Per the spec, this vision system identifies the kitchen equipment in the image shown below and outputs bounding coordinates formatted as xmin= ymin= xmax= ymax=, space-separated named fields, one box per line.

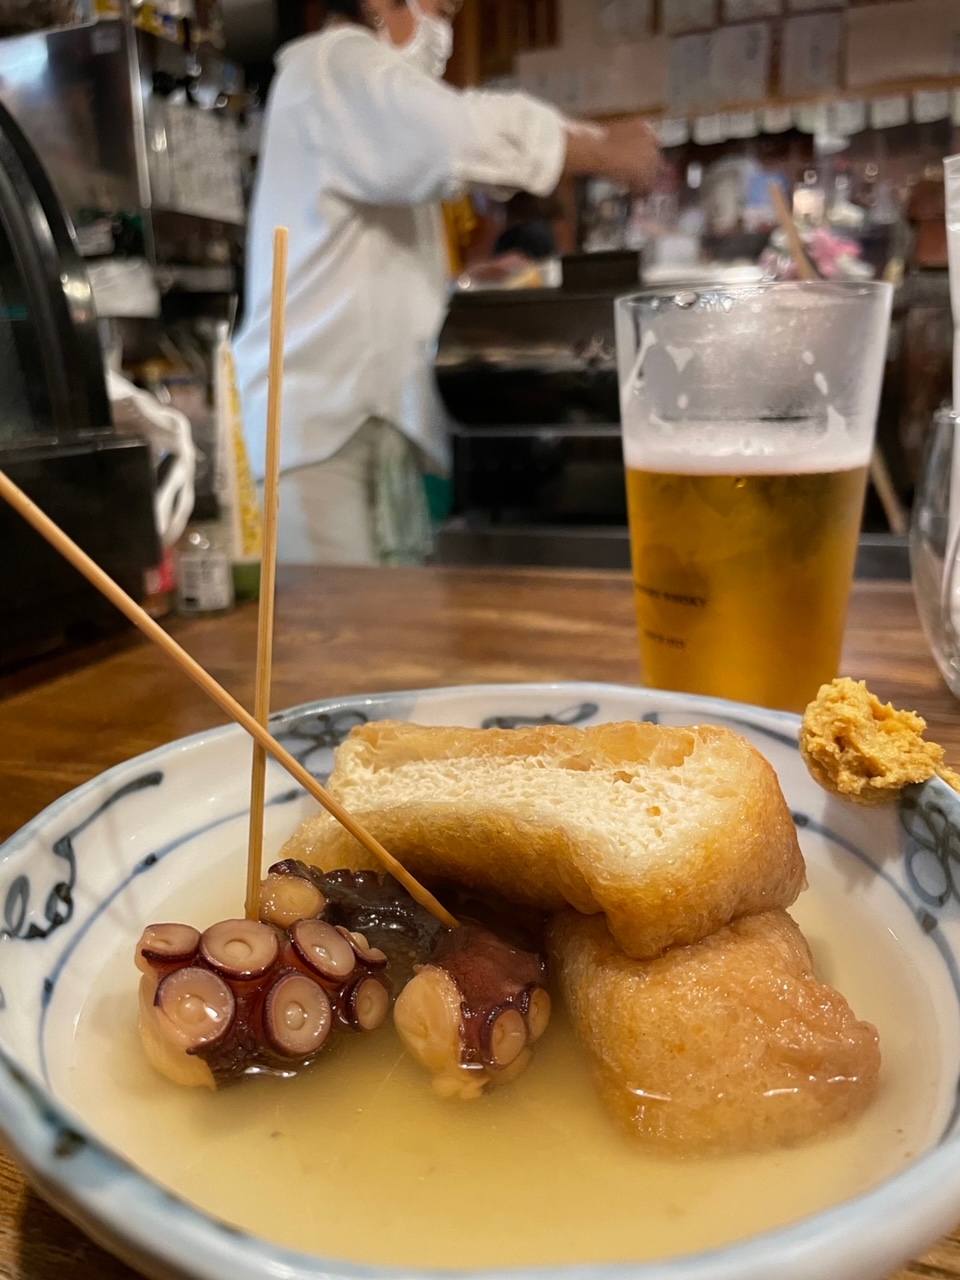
xmin=0 ymin=97 xmax=158 ymax=667
xmin=434 ymin=258 xmax=638 ymax=568
xmin=0 ymin=18 xmax=245 ymax=288
xmin=0 ymin=15 xmax=245 ymax=476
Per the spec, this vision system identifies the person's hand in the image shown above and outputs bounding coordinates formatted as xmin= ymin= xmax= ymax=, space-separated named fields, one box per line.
xmin=597 ymin=118 xmax=661 ymax=194
xmin=563 ymin=117 xmax=661 ymax=196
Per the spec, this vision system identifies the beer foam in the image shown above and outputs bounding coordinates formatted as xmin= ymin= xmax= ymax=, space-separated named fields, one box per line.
xmin=621 ymin=417 xmax=873 ymax=476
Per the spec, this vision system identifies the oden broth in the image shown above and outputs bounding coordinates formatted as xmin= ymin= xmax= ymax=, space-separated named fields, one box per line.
xmin=67 ymin=859 xmax=941 ymax=1270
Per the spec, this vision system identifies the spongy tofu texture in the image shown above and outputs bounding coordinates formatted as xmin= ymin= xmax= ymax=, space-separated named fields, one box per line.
xmin=548 ymin=908 xmax=881 ymax=1154
xmin=280 ymin=720 xmax=806 ymax=959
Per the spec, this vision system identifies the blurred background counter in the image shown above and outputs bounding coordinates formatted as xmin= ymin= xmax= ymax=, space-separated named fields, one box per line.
xmin=0 ymin=0 xmax=958 ymax=666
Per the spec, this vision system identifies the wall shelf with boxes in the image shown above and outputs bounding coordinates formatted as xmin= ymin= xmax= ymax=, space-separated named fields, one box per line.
xmin=453 ymin=0 xmax=960 ymax=129
xmin=650 ymin=89 xmax=960 ymax=150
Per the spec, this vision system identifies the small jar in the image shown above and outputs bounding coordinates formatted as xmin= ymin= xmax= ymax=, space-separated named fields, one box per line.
xmin=175 ymin=520 xmax=235 ymax=616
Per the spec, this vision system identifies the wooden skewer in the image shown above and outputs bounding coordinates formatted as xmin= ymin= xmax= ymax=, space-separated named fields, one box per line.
xmin=245 ymin=227 xmax=288 ymax=921
xmin=769 ymin=181 xmax=817 ymax=283
xmin=867 ymin=443 xmax=909 ymax=537
xmin=0 ymin=468 xmax=459 ymax=932
xmin=768 ymin=181 xmax=909 ymax=538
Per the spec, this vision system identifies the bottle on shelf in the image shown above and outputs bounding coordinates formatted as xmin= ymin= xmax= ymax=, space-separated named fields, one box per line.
xmin=143 ymin=549 xmax=178 ymax=619
xmin=174 ymin=494 xmax=235 ymax=616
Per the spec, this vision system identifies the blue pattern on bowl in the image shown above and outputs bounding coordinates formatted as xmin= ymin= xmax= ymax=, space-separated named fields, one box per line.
xmin=1 ymin=681 xmax=959 ymax=1280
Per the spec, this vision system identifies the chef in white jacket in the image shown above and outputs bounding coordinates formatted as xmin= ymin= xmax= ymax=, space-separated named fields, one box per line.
xmin=236 ymin=0 xmax=659 ymax=566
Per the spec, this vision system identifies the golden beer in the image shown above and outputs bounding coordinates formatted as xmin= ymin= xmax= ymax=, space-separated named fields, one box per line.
xmin=625 ymin=464 xmax=869 ymax=711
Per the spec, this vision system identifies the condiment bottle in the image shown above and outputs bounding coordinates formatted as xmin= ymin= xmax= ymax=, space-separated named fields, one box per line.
xmin=174 ymin=497 xmax=235 ymax=616
xmin=143 ymin=548 xmax=177 ymax=620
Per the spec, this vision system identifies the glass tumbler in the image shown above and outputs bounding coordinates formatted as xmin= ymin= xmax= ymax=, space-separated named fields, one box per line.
xmin=615 ymin=281 xmax=894 ymax=712
xmin=911 ymin=407 xmax=960 ymax=698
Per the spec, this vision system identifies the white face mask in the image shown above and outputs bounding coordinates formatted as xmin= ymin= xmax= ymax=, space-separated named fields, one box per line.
xmin=397 ymin=0 xmax=453 ymax=78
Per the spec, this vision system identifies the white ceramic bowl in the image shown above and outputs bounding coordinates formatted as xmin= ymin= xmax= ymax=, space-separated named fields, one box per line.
xmin=1 ymin=682 xmax=960 ymax=1280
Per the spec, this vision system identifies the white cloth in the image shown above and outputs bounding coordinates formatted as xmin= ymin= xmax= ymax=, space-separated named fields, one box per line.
xmin=272 ymin=418 xmax=433 ymax=566
xmin=235 ymin=25 xmax=567 ymax=481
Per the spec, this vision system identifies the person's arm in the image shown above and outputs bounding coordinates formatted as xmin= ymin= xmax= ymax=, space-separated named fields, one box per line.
xmin=314 ymin=31 xmax=659 ymax=205
xmin=562 ymin=118 xmax=661 ymax=193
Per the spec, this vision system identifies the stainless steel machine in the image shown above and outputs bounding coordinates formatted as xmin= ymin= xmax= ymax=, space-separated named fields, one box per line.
xmin=0 ymin=96 xmax=158 ymax=667
xmin=0 ymin=18 xmax=244 ymax=291
xmin=433 ymin=257 xmax=637 ymax=570
xmin=0 ymin=16 xmax=245 ymax=519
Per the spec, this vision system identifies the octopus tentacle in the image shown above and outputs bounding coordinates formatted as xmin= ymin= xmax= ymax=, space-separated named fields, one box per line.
xmin=262 ymin=971 xmax=334 ymax=1058
xmin=343 ymin=975 xmax=392 ymax=1032
xmin=135 ymin=923 xmax=201 ymax=974
xmin=393 ymin=921 xmax=551 ymax=1100
xmin=288 ymin=919 xmax=357 ymax=982
xmin=265 ymin=862 xmax=445 ymax=992
xmin=154 ymin=966 xmax=235 ymax=1052
xmin=135 ymin=862 xmax=552 ymax=1095
xmin=200 ymin=919 xmax=279 ymax=980
xmin=135 ymin=907 xmax=391 ymax=1088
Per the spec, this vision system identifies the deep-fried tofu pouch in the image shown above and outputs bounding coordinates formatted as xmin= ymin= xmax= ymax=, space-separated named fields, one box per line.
xmin=281 ymin=720 xmax=805 ymax=960
xmin=548 ymin=909 xmax=880 ymax=1155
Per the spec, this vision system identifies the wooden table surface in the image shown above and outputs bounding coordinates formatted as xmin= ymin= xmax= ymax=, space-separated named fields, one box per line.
xmin=0 ymin=565 xmax=958 ymax=1280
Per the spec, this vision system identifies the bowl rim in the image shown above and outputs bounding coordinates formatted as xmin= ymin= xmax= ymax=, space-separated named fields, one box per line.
xmin=1 ymin=679 xmax=958 ymax=1280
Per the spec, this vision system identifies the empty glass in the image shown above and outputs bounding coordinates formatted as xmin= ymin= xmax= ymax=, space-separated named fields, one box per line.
xmin=911 ymin=407 xmax=960 ymax=698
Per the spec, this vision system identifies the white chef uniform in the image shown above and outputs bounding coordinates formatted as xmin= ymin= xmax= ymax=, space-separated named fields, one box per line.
xmin=234 ymin=24 xmax=567 ymax=564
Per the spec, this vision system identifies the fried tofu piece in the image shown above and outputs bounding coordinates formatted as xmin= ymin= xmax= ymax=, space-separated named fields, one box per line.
xmin=281 ymin=720 xmax=805 ymax=960
xmin=800 ymin=677 xmax=960 ymax=805
xmin=549 ymin=908 xmax=881 ymax=1155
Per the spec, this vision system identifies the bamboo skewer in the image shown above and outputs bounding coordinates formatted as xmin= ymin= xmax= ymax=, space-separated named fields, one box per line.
xmin=244 ymin=227 xmax=288 ymax=921
xmin=769 ymin=182 xmax=816 ymax=283
xmin=867 ymin=438 xmax=909 ymax=538
xmin=0 ymin=468 xmax=459 ymax=932
xmin=768 ymin=182 xmax=909 ymax=538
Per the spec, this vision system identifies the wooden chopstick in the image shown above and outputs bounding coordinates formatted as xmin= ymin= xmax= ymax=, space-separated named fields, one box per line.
xmin=244 ymin=227 xmax=288 ymax=921
xmin=768 ymin=181 xmax=816 ymax=282
xmin=0 ymin=468 xmax=459 ymax=932
xmin=767 ymin=182 xmax=909 ymax=537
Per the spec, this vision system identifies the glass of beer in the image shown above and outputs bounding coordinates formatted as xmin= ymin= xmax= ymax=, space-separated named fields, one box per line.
xmin=614 ymin=281 xmax=893 ymax=712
